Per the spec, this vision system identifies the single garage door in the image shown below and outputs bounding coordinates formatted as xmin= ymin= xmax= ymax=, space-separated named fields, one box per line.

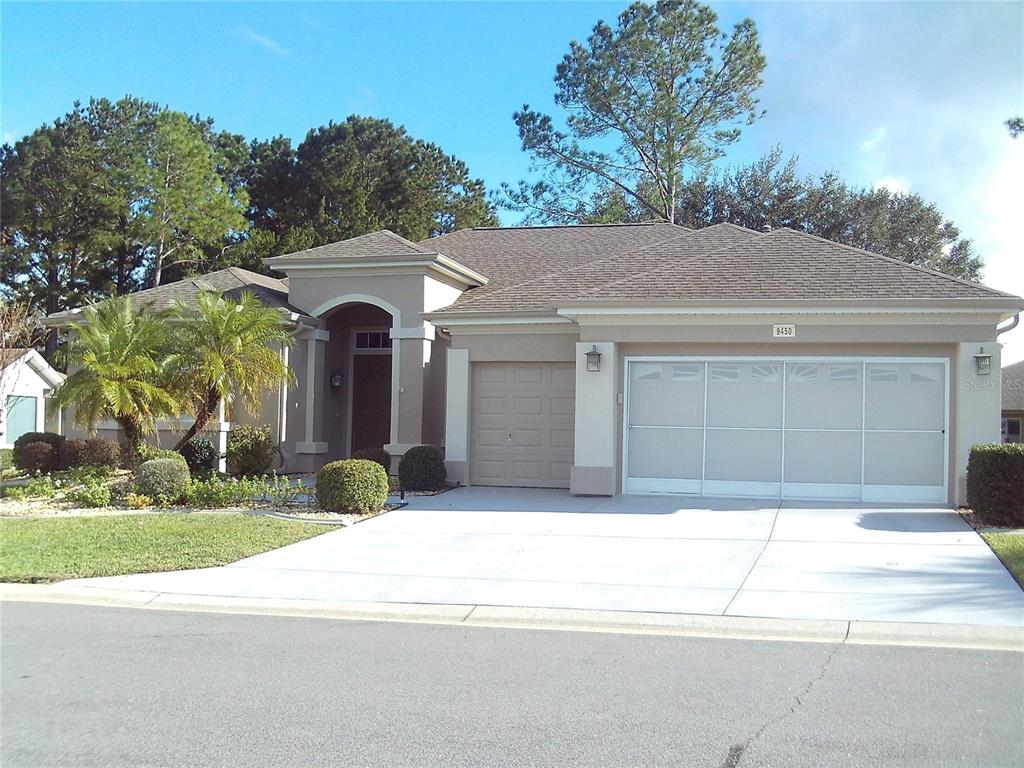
xmin=471 ymin=362 xmax=575 ymax=488
xmin=624 ymin=357 xmax=948 ymax=503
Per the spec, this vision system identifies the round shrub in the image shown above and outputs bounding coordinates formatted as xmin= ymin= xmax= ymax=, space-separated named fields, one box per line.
xmin=397 ymin=444 xmax=447 ymax=491
xmin=138 ymin=444 xmax=184 ymax=464
xmin=18 ymin=441 xmax=56 ymax=474
xmin=135 ymin=458 xmax=191 ymax=504
xmin=351 ymin=447 xmax=392 ymax=475
xmin=967 ymin=443 xmax=1024 ymax=527
xmin=316 ymin=459 xmax=388 ymax=514
xmin=226 ymin=425 xmax=276 ymax=476
xmin=181 ymin=437 xmax=218 ymax=474
xmin=59 ymin=438 xmax=89 ymax=469
xmin=82 ymin=438 xmax=122 ymax=469
xmin=12 ymin=432 xmax=64 ymax=471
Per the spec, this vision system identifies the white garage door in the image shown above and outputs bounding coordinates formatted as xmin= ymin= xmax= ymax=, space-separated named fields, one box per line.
xmin=624 ymin=357 xmax=948 ymax=503
xmin=471 ymin=362 xmax=575 ymax=488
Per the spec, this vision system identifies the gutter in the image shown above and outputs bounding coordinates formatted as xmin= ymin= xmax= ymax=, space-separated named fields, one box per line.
xmin=997 ymin=314 xmax=1020 ymax=337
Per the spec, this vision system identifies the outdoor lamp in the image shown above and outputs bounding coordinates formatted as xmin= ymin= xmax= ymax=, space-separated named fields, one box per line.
xmin=585 ymin=345 xmax=602 ymax=372
xmin=974 ymin=347 xmax=992 ymax=376
xmin=329 ymin=371 xmax=344 ymax=390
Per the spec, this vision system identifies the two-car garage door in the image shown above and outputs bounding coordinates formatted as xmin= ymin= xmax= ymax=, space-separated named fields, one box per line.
xmin=624 ymin=357 xmax=948 ymax=503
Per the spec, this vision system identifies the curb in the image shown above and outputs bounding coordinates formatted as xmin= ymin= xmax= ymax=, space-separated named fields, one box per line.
xmin=1 ymin=583 xmax=1021 ymax=652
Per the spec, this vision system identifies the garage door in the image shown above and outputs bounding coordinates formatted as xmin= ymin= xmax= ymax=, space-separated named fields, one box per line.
xmin=471 ymin=362 xmax=575 ymax=488
xmin=623 ymin=357 xmax=948 ymax=503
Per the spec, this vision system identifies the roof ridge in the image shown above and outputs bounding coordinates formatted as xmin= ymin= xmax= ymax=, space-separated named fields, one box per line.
xmin=465 ymin=221 xmax=685 ymax=232
xmin=379 ymin=229 xmax=434 ymax=253
xmin=769 ymin=227 xmax=1015 ymax=299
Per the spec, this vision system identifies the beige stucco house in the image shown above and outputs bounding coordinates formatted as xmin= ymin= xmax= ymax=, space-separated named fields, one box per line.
xmin=49 ymin=222 xmax=1022 ymax=505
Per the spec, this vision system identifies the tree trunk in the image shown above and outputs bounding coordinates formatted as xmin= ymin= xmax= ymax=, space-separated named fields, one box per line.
xmin=119 ymin=418 xmax=145 ymax=467
xmin=173 ymin=387 xmax=221 ymax=451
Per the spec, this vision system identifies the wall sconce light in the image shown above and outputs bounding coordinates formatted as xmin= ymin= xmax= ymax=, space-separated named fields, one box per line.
xmin=329 ymin=372 xmax=344 ymax=391
xmin=974 ymin=347 xmax=992 ymax=376
xmin=585 ymin=345 xmax=602 ymax=373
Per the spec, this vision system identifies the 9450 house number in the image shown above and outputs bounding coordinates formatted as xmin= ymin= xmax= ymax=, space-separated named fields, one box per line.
xmin=772 ymin=324 xmax=796 ymax=338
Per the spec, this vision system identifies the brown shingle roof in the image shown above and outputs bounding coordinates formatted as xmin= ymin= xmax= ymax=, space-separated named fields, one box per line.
xmin=0 ymin=348 xmax=31 ymax=366
xmin=270 ymin=229 xmax=432 ymax=261
xmin=1002 ymin=360 xmax=1024 ymax=412
xmin=46 ymin=267 xmax=302 ymax=324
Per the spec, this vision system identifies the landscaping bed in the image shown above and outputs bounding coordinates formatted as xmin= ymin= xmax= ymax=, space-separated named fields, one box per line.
xmin=0 ymin=513 xmax=330 ymax=583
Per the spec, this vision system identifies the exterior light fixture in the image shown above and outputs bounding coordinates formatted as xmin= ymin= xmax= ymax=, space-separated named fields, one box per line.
xmin=585 ymin=345 xmax=602 ymax=373
xmin=329 ymin=372 xmax=344 ymax=390
xmin=974 ymin=347 xmax=992 ymax=376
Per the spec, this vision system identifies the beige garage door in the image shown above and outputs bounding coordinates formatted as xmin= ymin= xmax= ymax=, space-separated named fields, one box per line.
xmin=470 ymin=362 xmax=575 ymax=488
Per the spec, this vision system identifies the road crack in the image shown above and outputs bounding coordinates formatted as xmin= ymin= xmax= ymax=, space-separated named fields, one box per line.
xmin=720 ymin=625 xmax=850 ymax=768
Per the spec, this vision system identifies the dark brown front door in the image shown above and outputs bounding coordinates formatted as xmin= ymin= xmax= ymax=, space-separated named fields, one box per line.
xmin=350 ymin=354 xmax=391 ymax=453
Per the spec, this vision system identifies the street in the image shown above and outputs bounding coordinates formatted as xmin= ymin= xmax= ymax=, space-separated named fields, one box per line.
xmin=2 ymin=602 xmax=1022 ymax=768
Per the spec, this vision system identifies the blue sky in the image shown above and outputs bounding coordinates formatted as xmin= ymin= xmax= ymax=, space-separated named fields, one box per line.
xmin=3 ymin=1 xmax=1023 ymax=359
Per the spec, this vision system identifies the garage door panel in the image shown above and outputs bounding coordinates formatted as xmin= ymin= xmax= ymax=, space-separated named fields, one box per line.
xmin=707 ymin=363 xmax=783 ymax=429
xmin=785 ymin=363 xmax=862 ymax=430
xmin=863 ymin=431 xmax=945 ymax=486
xmin=705 ymin=429 xmax=782 ymax=483
xmin=471 ymin=362 xmax=575 ymax=489
xmin=627 ymin=428 xmax=702 ymax=479
xmin=628 ymin=363 xmax=704 ymax=427
xmin=865 ymin=363 xmax=945 ymax=431
xmin=784 ymin=431 xmax=862 ymax=484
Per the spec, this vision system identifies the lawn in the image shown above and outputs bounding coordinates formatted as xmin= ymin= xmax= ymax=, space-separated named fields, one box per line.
xmin=982 ymin=533 xmax=1024 ymax=589
xmin=0 ymin=513 xmax=330 ymax=583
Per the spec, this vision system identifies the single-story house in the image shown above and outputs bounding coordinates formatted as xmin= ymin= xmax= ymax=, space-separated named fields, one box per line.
xmin=48 ymin=222 xmax=1023 ymax=505
xmin=0 ymin=348 xmax=65 ymax=448
xmin=1001 ymin=359 xmax=1024 ymax=443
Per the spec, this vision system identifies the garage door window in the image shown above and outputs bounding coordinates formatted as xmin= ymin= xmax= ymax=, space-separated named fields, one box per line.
xmin=624 ymin=357 xmax=947 ymax=503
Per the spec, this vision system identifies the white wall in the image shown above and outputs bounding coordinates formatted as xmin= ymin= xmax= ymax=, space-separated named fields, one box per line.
xmin=0 ymin=357 xmax=53 ymax=448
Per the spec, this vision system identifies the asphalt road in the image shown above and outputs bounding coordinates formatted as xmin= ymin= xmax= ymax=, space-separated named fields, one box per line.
xmin=2 ymin=603 xmax=1022 ymax=768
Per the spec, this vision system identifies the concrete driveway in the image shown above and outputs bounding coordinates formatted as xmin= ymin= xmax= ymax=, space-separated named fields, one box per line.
xmin=70 ymin=488 xmax=1024 ymax=627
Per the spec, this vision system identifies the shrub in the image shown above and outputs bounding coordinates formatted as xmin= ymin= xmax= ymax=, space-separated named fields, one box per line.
xmin=265 ymin=472 xmax=303 ymax=506
xmin=81 ymin=438 xmax=122 ymax=469
xmin=0 ymin=448 xmax=13 ymax=470
xmin=316 ymin=459 xmax=388 ymax=514
xmin=123 ymin=493 xmax=152 ymax=509
xmin=59 ymin=439 xmax=89 ymax=469
xmin=135 ymin=458 xmax=191 ymax=505
xmin=18 ymin=442 xmax=57 ymax=475
xmin=352 ymin=448 xmax=392 ymax=475
xmin=967 ymin=443 xmax=1024 ymax=527
xmin=68 ymin=479 xmax=112 ymax=508
xmin=397 ymin=444 xmax=447 ymax=491
xmin=226 ymin=425 xmax=276 ymax=476
xmin=9 ymin=474 xmax=57 ymax=499
xmin=181 ymin=437 xmax=218 ymax=474
xmin=138 ymin=444 xmax=186 ymax=464
xmin=184 ymin=476 xmax=240 ymax=508
xmin=12 ymin=432 xmax=64 ymax=470
xmin=65 ymin=465 xmax=113 ymax=483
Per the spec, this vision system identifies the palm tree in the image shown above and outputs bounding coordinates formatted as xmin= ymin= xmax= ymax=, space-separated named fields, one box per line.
xmin=169 ymin=290 xmax=293 ymax=450
xmin=56 ymin=297 xmax=182 ymax=456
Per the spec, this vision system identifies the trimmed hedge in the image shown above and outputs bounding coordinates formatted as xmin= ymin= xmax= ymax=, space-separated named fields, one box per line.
xmin=181 ymin=437 xmax=218 ymax=474
xmin=83 ymin=438 xmax=122 ymax=469
xmin=351 ymin=447 xmax=392 ymax=475
xmin=316 ymin=459 xmax=389 ymax=514
xmin=19 ymin=441 xmax=57 ymax=474
xmin=226 ymin=425 xmax=276 ymax=476
xmin=135 ymin=458 xmax=191 ymax=504
xmin=12 ymin=432 xmax=64 ymax=470
xmin=967 ymin=443 xmax=1024 ymax=527
xmin=397 ymin=444 xmax=447 ymax=491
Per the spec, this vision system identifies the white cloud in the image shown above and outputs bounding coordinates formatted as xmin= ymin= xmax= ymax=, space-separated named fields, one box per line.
xmin=860 ymin=126 xmax=887 ymax=154
xmin=238 ymin=26 xmax=289 ymax=59
xmin=2 ymin=132 xmax=17 ymax=145
xmin=872 ymin=176 xmax=910 ymax=194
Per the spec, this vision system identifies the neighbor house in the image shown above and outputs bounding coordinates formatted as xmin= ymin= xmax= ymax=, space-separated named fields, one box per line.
xmin=1001 ymin=359 xmax=1024 ymax=443
xmin=47 ymin=223 xmax=1023 ymax=505
xmin=0 ymin=348 xmax=65 ymax=448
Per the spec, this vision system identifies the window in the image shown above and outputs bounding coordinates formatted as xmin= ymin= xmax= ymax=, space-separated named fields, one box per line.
xmin=710 ymin=364 xmax=740 ymax=381
xmin=1003 ymin=418 xmax=1022 ymax=444
xmin=354 ymin=330 xmax=392 ymax=350
xmin=4 ymin=395 xmax=36 ymax=445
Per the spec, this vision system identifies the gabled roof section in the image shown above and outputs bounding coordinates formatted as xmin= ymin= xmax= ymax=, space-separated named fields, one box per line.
xmin=0 ymin=348 xmax=64 ymax=387
xmin=45 ymin=267 xmax=304 ymax=325
xmin=266 ymin=229 xmax=433 ymax=261
xmin=1003 ymin=360 xmax=1024 ymax=412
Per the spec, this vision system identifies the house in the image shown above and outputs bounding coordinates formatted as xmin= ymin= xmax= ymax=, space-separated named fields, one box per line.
xmin=1001 ymin=360 xmax=1024 ymax=443
xmin=47 ymin=223 xmax=1023 ymax=505
xmin=0 ymin=348 xmax=65 ymax=448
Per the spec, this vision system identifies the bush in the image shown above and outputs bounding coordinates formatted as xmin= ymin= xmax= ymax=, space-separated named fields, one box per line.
xmin=82 ymin=438 xmax=122 ymax=469
xmin=397 ymin=444 xmax=447 ymax=491
xmin=135 ymin=458 xmax=191 ymax=505
xmin=138 ymin=444 xmax=185 ymax=464
xmin=12 ymin=432 xmax=64 ymax=471
xmin=967 ymin=443 xmax=1024 ymax=527
xmin=59 ymin=439 xmax=88 ymax=469
xmin=184 ymin=476 xmax=241 ymax=508
xmin=226 ymin=425 xmax=276 ymax=476
xmin=352 ymin=448 xmax=392 ymax=475
xmin=316 ymin=459 xmax=388 ymax=514
xmin=123 ymin=493 xmax=152 ymax=509
xmin=181 ymin=437 xmax=218 ymax=474
xmin=68 ymin=479 xmax=112 ymax=508
xmin=6 ymin=474 xmax=57 ymax=500
xmin=18 ymin=442 xmax=57 ymax=475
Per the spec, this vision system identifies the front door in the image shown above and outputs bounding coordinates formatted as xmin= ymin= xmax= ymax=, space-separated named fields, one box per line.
xmin=350 ymin=354 xmax=391 ymax=453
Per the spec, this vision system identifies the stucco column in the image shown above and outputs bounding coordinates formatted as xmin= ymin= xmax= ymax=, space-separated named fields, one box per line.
xmin=953 ymin=341 xmax=1002 ymax=504
xmin=386 ymin=325 xmax=432 ymax=457
xmin=295 ymin=328 xmax=329 ymax=456
xmin=570 ymin=341 xmax=617 ymax=496
xmin=444 ymin=347 xmax=470 ymax=483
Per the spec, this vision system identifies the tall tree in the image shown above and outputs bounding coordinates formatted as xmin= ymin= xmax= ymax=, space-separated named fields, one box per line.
xmin=167 ymin=291 xmax=293 ymax=450
xmin=502 ymin=0 xmax=766 ymax=224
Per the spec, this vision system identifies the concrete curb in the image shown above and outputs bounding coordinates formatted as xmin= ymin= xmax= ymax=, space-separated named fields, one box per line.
xmin=1 ymin=583 xmax=1021 ymax=651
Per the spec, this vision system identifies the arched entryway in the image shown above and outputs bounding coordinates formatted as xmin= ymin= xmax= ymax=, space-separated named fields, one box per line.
xmin=316 ymin=297 xmax=399 ymax=460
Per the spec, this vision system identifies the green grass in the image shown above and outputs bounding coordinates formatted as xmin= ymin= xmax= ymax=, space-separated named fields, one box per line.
xmin=0 ymin=514 xmax=329 ymax=583
xmin=982 ymin=533 xmax=1024 ymax=589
